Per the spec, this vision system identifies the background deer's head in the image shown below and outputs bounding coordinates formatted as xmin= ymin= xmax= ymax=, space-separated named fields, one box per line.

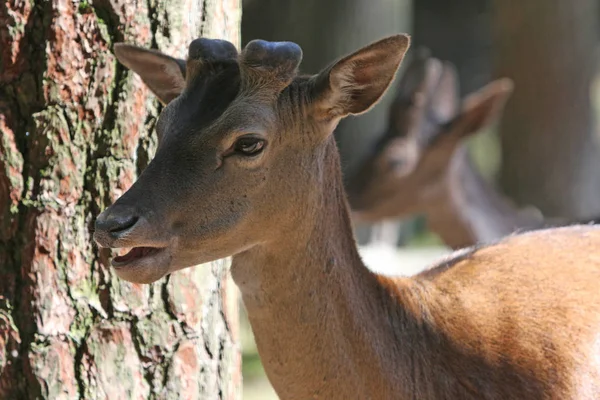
xmin=347 ymin=50 xmax=513 ymax=224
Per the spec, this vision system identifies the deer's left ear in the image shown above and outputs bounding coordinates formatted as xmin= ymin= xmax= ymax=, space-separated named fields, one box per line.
xmin=310 ymin=34 xmax=410 ymax=121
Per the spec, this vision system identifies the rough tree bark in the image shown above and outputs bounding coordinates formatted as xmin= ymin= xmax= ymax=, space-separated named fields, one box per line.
xmin=0 ymin=0 xmax=241 ymax=399
xmin=493 ymin=0 xmax=600 ymax=218
xmin=242 ymin=0 xmax=411 ymax=244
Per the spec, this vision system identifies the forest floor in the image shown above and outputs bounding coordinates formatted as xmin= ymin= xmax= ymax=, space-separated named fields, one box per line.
xmin=240 ymin=243 xmax=451 ymax=400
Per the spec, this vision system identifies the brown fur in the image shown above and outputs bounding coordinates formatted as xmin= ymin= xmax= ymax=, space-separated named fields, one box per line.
xmin=95 ymin=36 xmax=600 ymax=399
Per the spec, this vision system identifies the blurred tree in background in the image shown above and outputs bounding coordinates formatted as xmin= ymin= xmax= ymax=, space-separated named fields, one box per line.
xmin=414 ymin=0 xmax=492 ymax=96
xmin=493 ymin=0 xmax=600 ymax=219
xmin=0 ymin=0 xmax=240 ymax=398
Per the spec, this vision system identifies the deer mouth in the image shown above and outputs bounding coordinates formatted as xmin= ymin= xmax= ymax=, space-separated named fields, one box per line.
xmin=112 ymin=246 xmax=166 ymax=268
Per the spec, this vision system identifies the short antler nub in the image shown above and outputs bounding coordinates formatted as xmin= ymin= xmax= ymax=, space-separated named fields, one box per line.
xmin=242 ymin=40 xmax=302 ymax=69
xmin=188 ymin=38 xmax=238 ymax=62
xmin=240 ymin=40 xmax=303 ymax=92
xmin=185 ymin=38 xmax=239 ymax=85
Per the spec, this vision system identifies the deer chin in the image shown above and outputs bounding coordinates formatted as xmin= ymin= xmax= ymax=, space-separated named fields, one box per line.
xmin=111 ymin=246 xmax=171 ymax=284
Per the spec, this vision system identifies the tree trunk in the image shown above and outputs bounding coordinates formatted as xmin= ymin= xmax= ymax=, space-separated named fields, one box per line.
xmin=492 ymin=0 xmax=600 ymax=218
xmin=242 ymin=0 xmax=412 ymax=244
xmin=0 ymin=0 xmax=241 ymax=399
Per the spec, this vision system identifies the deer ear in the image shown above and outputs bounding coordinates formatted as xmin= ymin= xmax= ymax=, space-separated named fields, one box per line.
xmin=311 ymin=34 xmax=410 ymax=120
xmin=114 ymin=43 xmax=186 ymax=105
xmin=429 ymin=62 xmax=460 ymax=124
xmin=451 ymin=78 xmax=514 ymax=138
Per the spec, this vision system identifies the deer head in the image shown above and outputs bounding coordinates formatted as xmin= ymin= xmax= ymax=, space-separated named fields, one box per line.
xmin=347 ymin=50 xmax=513 ymax=223
xmin=94 ymin=35 xmax=410 ymax=284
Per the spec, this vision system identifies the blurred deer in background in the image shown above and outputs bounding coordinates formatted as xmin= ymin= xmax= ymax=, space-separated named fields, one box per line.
xmin=347 ymin=51 xmax=554 ymax=249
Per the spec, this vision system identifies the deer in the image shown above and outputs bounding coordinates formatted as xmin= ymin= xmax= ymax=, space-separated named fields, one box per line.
xmin=347 ymin=50 xmax=593 ymax=249
xmin=94 ymin=35 xmax=600 ymax=399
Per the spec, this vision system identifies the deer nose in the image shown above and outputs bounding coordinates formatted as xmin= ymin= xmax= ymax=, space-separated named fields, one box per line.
xmin=95 ymin=207 xmax=140 ymax=237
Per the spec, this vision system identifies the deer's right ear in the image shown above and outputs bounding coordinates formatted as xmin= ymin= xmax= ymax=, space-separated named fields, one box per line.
xmin=451 ymin=78 xmax=514 ymax=139
xmin=114 ymin=43 xmax=186 ymax=105
xmin=310 ymin=34 xmax=410 ymax=123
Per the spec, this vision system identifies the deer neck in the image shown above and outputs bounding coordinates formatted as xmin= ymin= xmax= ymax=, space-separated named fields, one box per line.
xmin=230 ymin=137 xmax=424 ymax=399
xmin=427 ymin=146 xmax=543 ymax=248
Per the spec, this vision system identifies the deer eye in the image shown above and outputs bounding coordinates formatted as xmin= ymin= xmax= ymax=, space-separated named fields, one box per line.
xmin=234 ymin=136 xmax=265 ymax=156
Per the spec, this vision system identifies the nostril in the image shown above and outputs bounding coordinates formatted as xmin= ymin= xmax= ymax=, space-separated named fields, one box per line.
xmin=109 ymin=215 xmax=139 ymax=233
xmin=95 ymin=210 xmax=141 ymax=236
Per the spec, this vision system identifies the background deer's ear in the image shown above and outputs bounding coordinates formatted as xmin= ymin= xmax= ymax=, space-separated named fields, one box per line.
xmin=451 ymin=78 xmax=514 ymax=140
xmin=310 ymin=34 xmax=410 ymax=122
xmin=395 ymin=47 xmax=434 ymax=103
xmin=386 ymin=49 xmax=439 ymax=139
xmin=429 ymin=62 xmax=460 ymax=124
xmin=114 ymin=43 xmax=186 ymax=105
